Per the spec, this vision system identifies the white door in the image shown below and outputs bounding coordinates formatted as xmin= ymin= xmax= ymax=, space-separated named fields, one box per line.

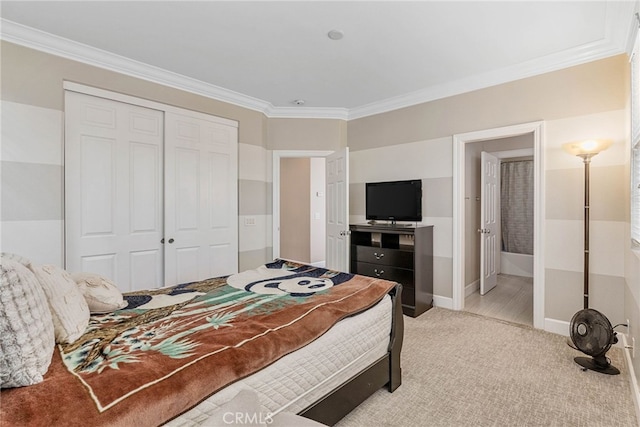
xmin=480 ymin=151 xmax=499 ymax=295
xmin=66 ymin=91 xmax=238 ymax=292
xmin=65 ymin=91 xmax=164 ymax=291
xmin=164 ymin=111 xmax=238 ymax=285
xmin=325 ymin=148 xmax=349 ymax=271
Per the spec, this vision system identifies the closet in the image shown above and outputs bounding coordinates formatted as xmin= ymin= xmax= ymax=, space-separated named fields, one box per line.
xmin=64 ymin=88 xmax=238 ymax=292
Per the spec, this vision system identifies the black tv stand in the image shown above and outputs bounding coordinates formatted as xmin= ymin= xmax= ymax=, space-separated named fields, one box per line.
xmin=350 ymin=224 xmax=433 ymax=317
xmin=366 ymin=220 xmax=414 ymax=228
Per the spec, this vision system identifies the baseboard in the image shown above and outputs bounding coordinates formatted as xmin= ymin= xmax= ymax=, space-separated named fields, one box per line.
xmin=621 ymin=333 xmax=640 ymax=423
xmin=544 ymin=318 xmax=570 ymax=336
xmin=465 ymin=280 xmax=479 ymax=297
xmin=433 ymin=295 xmax=453 ymax=310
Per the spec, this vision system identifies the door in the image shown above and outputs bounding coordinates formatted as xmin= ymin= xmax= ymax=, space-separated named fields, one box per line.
xmin=164 ymin=111 xmax=238 ymax=285
xmin=325 ymin=148 xmax=349 ymax=271
xmin=66 ymin=91 xmax=238 ymax=292
xmin=480 ymin=151 xmax=499 ymax=295
xmin=65 ymin=91 xmax=164 ymax=291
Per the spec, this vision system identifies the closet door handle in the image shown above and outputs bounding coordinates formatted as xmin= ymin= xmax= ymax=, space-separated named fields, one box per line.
xmin=161 ymin=238 xmax=165 ymax=244
xmin=168 ymin=238 xmax=175 ymax=244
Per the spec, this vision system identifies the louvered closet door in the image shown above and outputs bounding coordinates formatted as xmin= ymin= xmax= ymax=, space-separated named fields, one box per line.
xmin=65 ymin=91 xmax=164 ymax=291
xmin=164 ymin=111 xmax=238 ymax=285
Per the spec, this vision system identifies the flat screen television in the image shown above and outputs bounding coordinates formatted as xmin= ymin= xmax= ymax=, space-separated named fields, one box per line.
xmin=366 ymin=179 xmax=422 ymax=223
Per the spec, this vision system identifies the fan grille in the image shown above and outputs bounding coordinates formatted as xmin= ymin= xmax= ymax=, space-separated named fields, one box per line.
xmin=570 ymin=309 xmax=614 ymax=358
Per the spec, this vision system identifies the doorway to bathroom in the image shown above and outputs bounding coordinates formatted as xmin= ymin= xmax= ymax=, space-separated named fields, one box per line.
xmin=466 ymin=141 xmax=534 ymax=326
xmin=452 ymin=121 xmax=544 ymax=329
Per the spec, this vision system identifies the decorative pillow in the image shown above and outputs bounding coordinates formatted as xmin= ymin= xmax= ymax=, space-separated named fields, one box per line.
xmin=1 ymin=252 xmax=31 ymax=267
xmin=0 ymin=258 xmax=55 ymax=388
xmin=29 ymin=264 xmax=90 ymax=344
xmin=70 ymin=273 xmax=128 ymax=313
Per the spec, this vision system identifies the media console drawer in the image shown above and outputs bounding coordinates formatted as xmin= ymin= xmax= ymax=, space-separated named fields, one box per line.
xmin=355 ymin=261 xmax=414 ymax=287
xmin=354 ymin=246 xmax=414 ymax=269
xmin=349 ymin=224 xmax=433 ymax=317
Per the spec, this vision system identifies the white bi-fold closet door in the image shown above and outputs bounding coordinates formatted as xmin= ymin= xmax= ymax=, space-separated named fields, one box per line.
xmin=65 ymin=89 xmax=238 ymax=292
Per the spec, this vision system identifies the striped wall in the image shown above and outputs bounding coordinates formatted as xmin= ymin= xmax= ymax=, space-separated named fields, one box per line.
xmin=238 ymin=142 xmax=273 ymax=271
xmin=0 ymin=40 xmax=634 ymax=334
xmin=349 ymin=137 xmax=454 ymax=299
xmin=347 ymin=55 xmax=630 ymax=328
xmin=0 ymin=98 xmax=274 ymax=272
xmin=0 ymin=41 xmax=274 ymax=273
xmin=1 ymin=101 xmax=64 ymax=266
xmin=348 ymin=109 xmax=628 ymax=326
xmin=544 ymin=109 xmax=628 ymax=326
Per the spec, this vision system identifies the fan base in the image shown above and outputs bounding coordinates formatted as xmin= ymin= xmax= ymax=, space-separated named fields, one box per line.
xmin=574 ymin=357 xmax=620 ymax=375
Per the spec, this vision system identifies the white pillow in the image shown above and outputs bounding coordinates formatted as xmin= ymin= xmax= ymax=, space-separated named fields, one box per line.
xmin=70 ymin=273 xmax=127 ymax=313
xmin=29 ymin=264 xmax=90 ymax=344
xmin=1 ymin=252 xmax=31 ymax=267
xmin=0 ymin=258 xmax=55 ymax=388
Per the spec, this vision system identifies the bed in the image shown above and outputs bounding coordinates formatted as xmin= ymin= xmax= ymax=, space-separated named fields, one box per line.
xmin=1 ymin=258 xmax=403 ymax=426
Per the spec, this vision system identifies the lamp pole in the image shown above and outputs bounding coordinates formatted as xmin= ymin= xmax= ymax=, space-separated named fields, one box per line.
xmin=561 ymin=139 xmax=611 ymax=311
xmin=581 ymin=154 xmax=591 ymax=309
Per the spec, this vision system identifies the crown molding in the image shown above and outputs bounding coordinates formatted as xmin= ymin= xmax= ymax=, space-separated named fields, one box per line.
xmin=348 ymin=39 xmax=624 ymax=120
xmin=0 ymin=19 xmax=271 ymax=113
xmin=264 ymin=105 xmax=349 ymax=120
xmin=1 ymin=2 xmax=636 ymax=122
xmin=349 ymin=1 xmax=635 ymax=120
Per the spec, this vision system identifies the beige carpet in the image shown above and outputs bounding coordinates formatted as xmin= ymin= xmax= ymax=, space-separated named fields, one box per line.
xmin=336 ymin=308 xmax=638 ymax=427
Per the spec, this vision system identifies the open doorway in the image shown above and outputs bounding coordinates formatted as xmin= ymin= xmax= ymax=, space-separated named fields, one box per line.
xmin=271 ymin=150 xmax=333 ymax=267
xmin=452 ymin=121 xmax=545 ymax=329
xmin=464 ymin=136 xmax=535 ymax=326
xmin=279 ymin=157 xmax=326 ymax=267
xmin=273 ymin=149 xmax=350 ymax=272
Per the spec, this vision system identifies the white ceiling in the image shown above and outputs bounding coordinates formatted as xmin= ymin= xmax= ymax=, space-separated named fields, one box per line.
xmin=1 ymin=1 xmax=637 ymax=120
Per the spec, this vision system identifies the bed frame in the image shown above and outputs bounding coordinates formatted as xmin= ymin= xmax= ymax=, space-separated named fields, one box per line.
xmin=298 ymin=284 xmax=404 ymax=426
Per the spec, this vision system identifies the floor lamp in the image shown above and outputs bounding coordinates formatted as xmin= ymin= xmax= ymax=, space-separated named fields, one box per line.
xmin=562 ymin=140 xmax=622 ymax=375
xmin=561 ymin=139 xmax=612 ymax=309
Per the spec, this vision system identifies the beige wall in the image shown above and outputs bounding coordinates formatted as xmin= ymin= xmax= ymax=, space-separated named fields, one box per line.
xmin=280 ymin=158 xmax=311 ymax=263
xmin=267 ymin=118 xmax=347 ymax=150
xmin=309 ymin=158 xmax=326 ymax=264
xmin=349 ymin=55 xmax=627 ymax=151
xmin=3 ymin=38 xmax=637 ymax=357
xmin=1 ymin=41 xmax=349 ymax=272
xmin=348 ymin=55 xmax=630 ymax=326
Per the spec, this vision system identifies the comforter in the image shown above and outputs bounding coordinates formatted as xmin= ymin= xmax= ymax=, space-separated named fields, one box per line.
xmin=1 ymin=260 xmax=397 ymax=426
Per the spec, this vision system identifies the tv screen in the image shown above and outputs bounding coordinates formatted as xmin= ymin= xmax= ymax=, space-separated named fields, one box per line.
xmin=366 ymin=180 xmax=422 ymax=222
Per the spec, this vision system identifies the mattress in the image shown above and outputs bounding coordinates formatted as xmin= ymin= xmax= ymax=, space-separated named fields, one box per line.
xmin=165 ymin=294 xmax=393 ymax=425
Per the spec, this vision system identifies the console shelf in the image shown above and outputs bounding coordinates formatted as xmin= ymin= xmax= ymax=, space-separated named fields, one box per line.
xmin=350 ymin=224 xmax=433 ymax=317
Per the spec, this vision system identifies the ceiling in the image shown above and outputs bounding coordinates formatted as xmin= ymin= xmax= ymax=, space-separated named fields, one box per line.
xmin=1 ymin=1 xmax=637 ymax=120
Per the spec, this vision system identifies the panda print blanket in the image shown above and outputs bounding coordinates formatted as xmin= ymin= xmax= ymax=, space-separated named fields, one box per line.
xmin=2 ymin=260 xmax=397 ymax=426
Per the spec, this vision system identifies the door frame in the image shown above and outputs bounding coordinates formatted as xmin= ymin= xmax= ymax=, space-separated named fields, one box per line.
xmin=272 ymin=150 xmax=333 ymax=261
xmin=452 ymin=121 xmax=545 ymax=329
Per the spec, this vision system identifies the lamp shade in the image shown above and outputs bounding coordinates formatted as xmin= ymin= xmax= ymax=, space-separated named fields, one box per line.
xmin=562 ymin=139 xmax=612 ymax=158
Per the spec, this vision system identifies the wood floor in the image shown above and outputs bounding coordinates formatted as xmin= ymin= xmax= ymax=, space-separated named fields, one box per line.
xmin=464 ymin=274 xmax=533 ymax=327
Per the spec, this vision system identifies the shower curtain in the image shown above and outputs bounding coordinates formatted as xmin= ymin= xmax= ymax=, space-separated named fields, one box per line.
xmin=500 ymin=160 xmax=533 ymax=255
